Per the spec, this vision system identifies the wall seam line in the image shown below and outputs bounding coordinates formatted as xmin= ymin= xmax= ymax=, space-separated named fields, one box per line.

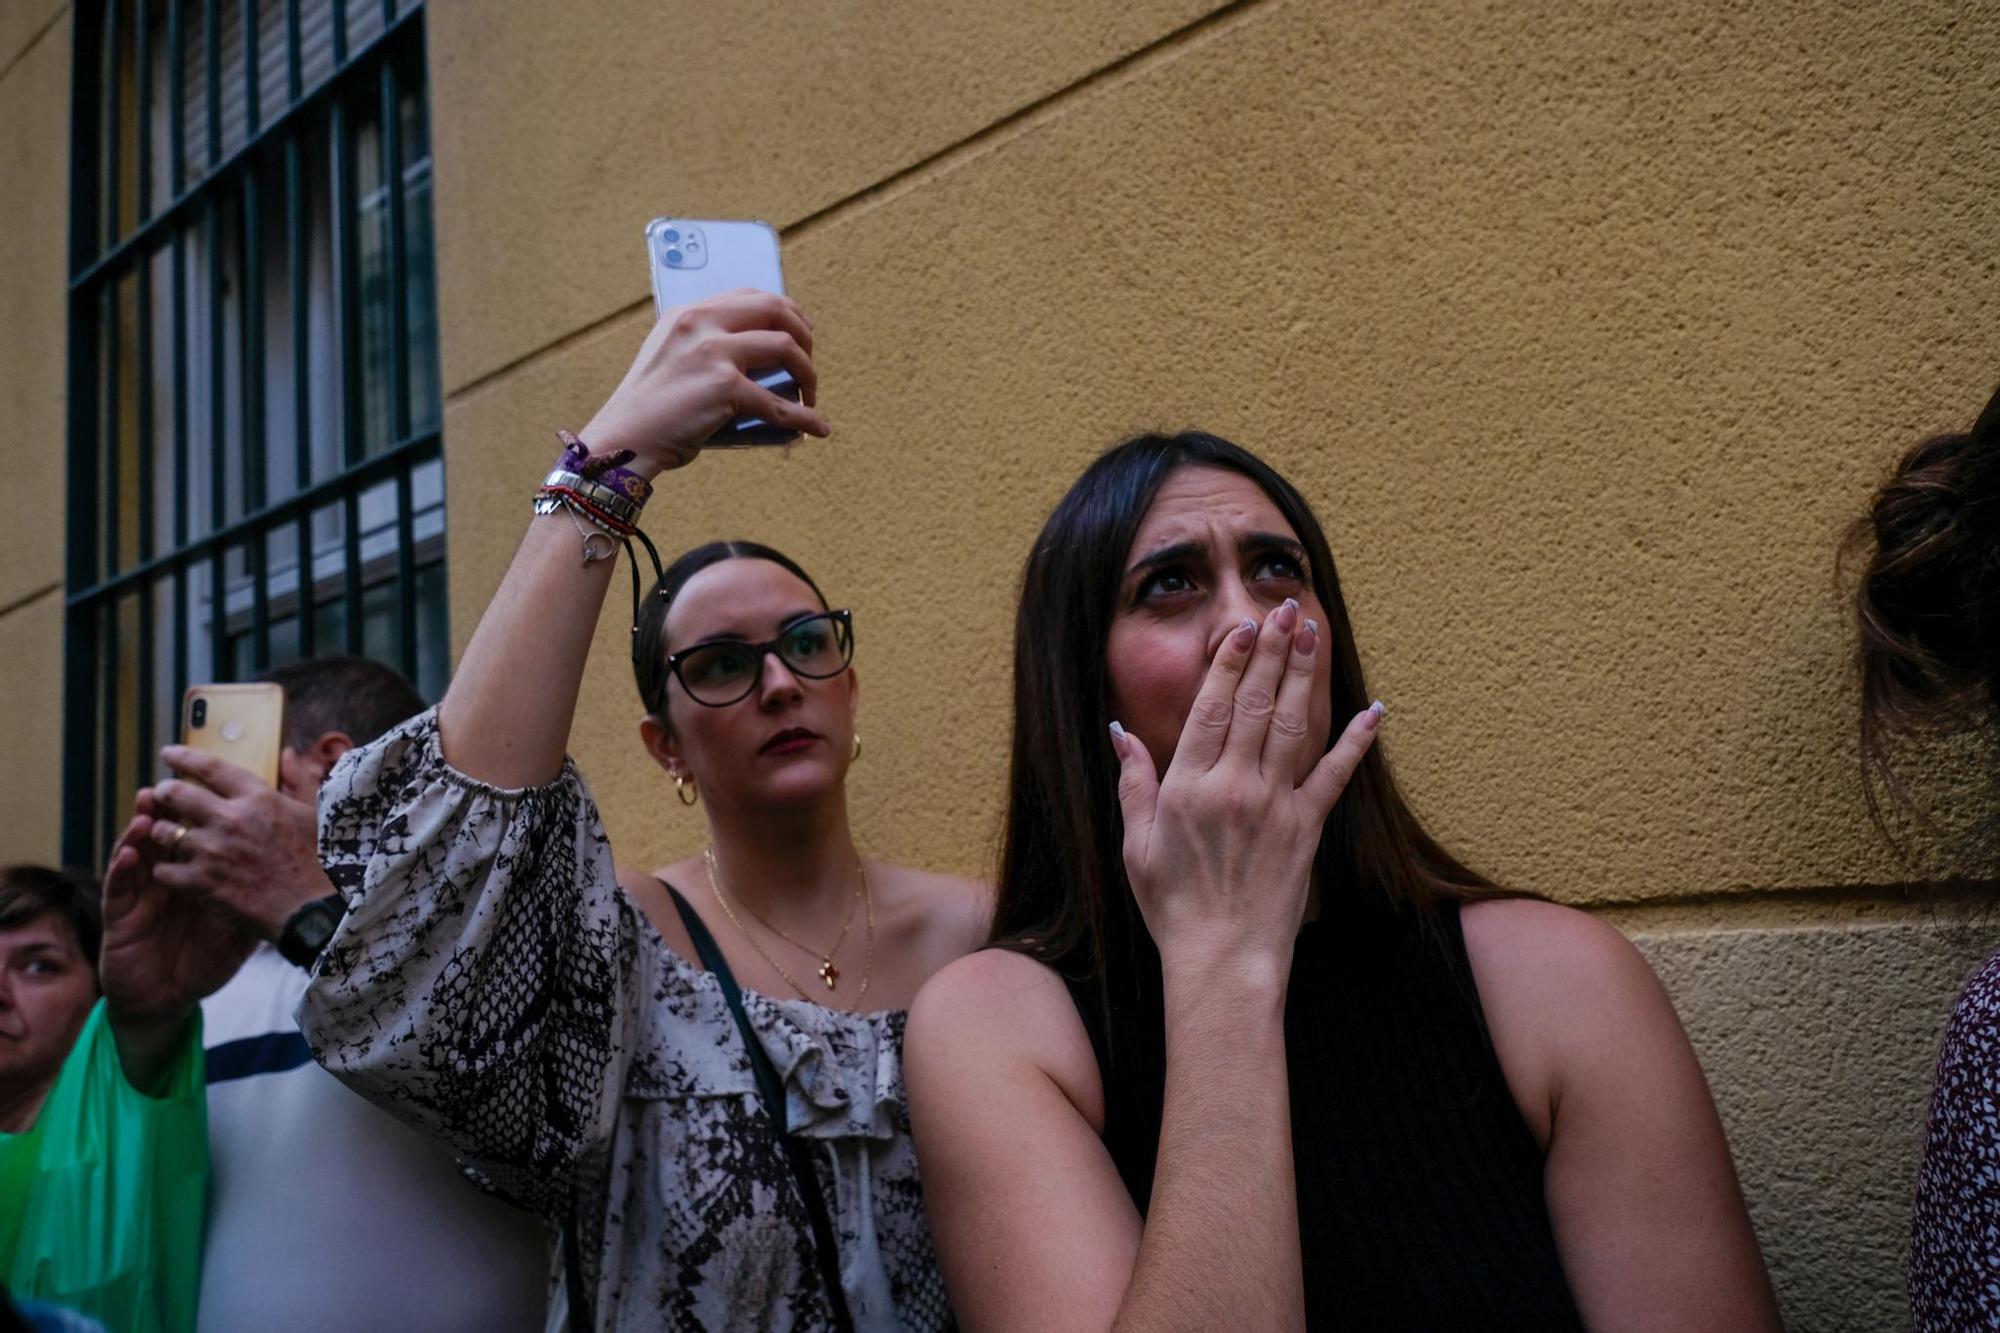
xmin=444 ymin=0 xmax=1278 ymax=408
xmin=0 ymin=580 xmax=63 ymax=621
xmin=0 ymin=3 xmax=69 ymax=88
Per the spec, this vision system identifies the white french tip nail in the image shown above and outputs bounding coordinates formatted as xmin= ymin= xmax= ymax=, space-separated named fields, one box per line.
xmin=1240 ymin=618 xmax=1258 ymax=633
xmin=1109 ymin=720 xmax=1127 ymax=740
xmin=1306 ymin=618 xmax=1320 ymax=635
xmin=1369 ymin=700 xmax=1386 ymax=717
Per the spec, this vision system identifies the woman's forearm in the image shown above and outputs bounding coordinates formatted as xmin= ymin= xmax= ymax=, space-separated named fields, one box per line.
xmin=436 ymin=511 xmax=633 ymax=787
xmin=1113 ymin=949 xmax=1303 ymax=1333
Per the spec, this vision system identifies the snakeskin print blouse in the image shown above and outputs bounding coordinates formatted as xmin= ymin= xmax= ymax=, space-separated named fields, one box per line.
xmin=297 ymin=710 xmax=953 ymax=1332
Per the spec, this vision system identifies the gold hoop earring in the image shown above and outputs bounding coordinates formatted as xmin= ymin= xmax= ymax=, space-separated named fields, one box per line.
xmin=851 ymin=733 xmax=862 ymax=762
xmin=673 ymin=772 xmax=699 ymax=807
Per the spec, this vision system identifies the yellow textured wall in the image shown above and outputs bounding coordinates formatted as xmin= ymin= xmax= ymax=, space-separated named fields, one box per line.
xmin=426 ymin=1 xmax=2000 ymax=1327
xmin=0 ymin=4 xmax=69 ymax=869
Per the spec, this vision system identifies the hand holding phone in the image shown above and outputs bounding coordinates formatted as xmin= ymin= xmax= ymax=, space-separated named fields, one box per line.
xmin=646 ymin=218 xmax=805 ymax=447
xmin=580 ymin=290 xmax=828 ymax=473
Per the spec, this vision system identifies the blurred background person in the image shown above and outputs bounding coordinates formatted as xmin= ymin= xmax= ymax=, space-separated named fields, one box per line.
xmin=1847 ymin=382 xmax=2000 ymax=1329
xmin=1 ymin=859 xmax=204 ymax=1333
xmin=118 ymin=655 xmax=547 ymax=1333
xmin=0 ymin=868 xmax=101 ymax=1135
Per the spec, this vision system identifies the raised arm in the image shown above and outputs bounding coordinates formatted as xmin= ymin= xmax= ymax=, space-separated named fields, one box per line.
xmin=908 ymin=599 xmax=1382 ymax=1331
xmin=438 ymin=291 xmax=826 ymax=787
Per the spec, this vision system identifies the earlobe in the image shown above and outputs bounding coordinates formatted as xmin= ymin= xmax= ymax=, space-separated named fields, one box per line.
xmin=639 ymin=712 xmax=681 ymax=774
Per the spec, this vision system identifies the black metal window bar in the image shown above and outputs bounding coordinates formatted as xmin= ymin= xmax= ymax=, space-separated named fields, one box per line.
xmin=64 ymin=0 xmax=446 ymax=869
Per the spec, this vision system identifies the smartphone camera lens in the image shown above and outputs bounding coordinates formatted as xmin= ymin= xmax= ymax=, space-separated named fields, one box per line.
xmin=190 ymin=697 xmax=208 ymax=729
xmin=665 ymin=247 xmax=684 ymax=266
xmin=662 ymin=228 xmax=681 ymax=244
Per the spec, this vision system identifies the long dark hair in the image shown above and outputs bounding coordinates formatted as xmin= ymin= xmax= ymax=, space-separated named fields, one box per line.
xmin=632 ymin=540 xmax=829 ymax=717
xmin=992 ymin=432 xmax=1506 ymax=1089
xmin=1848 ymin=382 xmax=2000 ymax=845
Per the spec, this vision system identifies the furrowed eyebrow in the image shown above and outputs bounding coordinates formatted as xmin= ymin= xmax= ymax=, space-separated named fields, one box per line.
xmin=1126 ymin=539 xmax=1207 ymax=580
xmin=1240 ymin=532 xmax=1309 ymax=563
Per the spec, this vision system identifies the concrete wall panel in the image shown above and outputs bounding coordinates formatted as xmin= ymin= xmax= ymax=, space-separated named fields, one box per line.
xmin=423 ymin=0 xmax=1231 ymax=393
xmin=1639 ymin=921 xmax=2000 ymax=1332
xmin=0 ymin=13 xmax=71 ymax=611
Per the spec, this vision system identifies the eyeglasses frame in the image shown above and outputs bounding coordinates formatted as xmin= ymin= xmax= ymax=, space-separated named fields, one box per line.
xmin=662 ymin=608 xmax=856 ymax=709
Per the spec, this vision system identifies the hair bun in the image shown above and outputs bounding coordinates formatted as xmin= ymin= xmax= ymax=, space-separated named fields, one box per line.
xmin=1854 ymin=382 xmax=2000 ymax=738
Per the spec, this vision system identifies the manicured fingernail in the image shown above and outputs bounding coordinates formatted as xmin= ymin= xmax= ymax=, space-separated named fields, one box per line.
xmin=1109 ymin=720 xmax=1127 ymax=754
xmin=1367 ymin=699 xmax=1387 ymax=726
xmin=1298 ymin=618 xmax=1318 ymax=653
xmin=1276 ymin=598 xmax=1300 ymax=633
xmin=1232 ymin=619 xmax=1257 ymax=648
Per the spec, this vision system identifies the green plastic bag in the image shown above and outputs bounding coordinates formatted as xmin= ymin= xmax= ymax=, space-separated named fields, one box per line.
xmin=0 ymin=1000 xmax=206 ymax=1333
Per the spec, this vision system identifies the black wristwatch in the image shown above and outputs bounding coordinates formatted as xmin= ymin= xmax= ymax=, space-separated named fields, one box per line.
xmin=276 ymin=893 xmax=347 ymax=969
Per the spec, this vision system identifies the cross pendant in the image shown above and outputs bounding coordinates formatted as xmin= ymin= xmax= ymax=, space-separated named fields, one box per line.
xmin=818 ymin=959 xmax=840 ymax=990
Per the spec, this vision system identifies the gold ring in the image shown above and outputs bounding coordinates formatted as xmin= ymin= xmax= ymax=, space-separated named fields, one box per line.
xmin=170 ymin=824 xmax=190 ymax=854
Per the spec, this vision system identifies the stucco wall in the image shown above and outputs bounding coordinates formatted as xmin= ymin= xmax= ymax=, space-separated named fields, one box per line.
xmin=425 ymin=3 xmax=2000 ymax=1325
xmin=0 ymin=4 xmax=69 ymax=868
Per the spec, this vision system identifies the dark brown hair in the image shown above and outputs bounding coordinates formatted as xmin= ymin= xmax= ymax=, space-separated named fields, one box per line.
xmin=1848 ymin=383 xmax=2000 ymax=841
xmin=992 ymin=432 xmax=1507 ymax=1083
xmin=254 ymin=655 xmax=426 ymax=751
xmin=632 ymin=541 xmax=829 ymax=717
xmin=0 ymin=865 xmax=102 ymax=976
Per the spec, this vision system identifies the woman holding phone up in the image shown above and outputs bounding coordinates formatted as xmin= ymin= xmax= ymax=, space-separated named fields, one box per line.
xmin=905 ymin=432 xmax=1780 ymax=1330
xmin=298 ymin=292 xmax=985 ymax=1331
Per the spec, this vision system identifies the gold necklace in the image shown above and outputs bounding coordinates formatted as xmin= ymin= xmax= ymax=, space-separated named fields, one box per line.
xmin=704 ymin=848 xmax=875 ymax=1005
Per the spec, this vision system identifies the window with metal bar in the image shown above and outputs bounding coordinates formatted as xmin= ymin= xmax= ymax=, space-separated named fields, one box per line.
xmin=64 ymin=0 xmax=445 ymax=869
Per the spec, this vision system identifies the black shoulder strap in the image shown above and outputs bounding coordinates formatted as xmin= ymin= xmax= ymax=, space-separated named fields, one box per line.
xmin=664 ymin=880 xmax=858 ymax=1333
xmin=562 ymin=1211 xmax=592 ymax=1331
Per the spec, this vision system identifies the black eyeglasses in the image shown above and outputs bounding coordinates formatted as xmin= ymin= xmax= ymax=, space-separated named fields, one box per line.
xmin=664 ymin=610 xmax=855 ymax=708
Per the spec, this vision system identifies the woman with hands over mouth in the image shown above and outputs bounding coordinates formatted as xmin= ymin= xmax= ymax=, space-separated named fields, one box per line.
xmin=296 ymin=291 xmax=986 ymax=1331
xmin=904 ymin=432 xmax=1779 ymax=1331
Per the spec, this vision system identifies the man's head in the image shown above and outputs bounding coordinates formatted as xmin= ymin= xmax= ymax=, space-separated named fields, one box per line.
xmin=0 ymin=866 xmax=101 ymax=1107
xmin=254 ymin=656 xmax=426 ymax=799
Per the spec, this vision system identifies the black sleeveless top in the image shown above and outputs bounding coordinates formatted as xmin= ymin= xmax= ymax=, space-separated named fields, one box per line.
xmin=1066 ymin=895 xmax=1584 ymax=1331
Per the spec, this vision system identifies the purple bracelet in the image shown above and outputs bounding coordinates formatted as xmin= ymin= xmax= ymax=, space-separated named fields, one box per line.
xmin=555 ymin=429 xmax=654 ymax=507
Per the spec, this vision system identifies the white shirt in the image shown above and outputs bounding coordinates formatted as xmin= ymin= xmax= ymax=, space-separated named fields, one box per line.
xmin=198 ymin=943 xmax=550 ymax=1332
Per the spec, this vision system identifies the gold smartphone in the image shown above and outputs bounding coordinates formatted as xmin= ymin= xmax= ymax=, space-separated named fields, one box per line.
xmin=180 ymin=683 xmax=285 ymax=788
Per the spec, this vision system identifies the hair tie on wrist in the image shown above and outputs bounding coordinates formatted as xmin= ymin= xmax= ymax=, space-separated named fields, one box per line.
xmin=539 ymin=431 xmax=669 ymax=666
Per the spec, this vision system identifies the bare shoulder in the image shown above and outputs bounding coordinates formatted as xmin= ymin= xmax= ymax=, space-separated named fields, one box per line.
xmin=1460 ymin=897 xmax=1683 ymax=1142
xmin=1460 ymin=896 xmax=1666 ymax=1009
xmin=873 ymin=859 xmax=994 ymax=957
xmin=907 ymin=946 xmax=1104 ymax=1129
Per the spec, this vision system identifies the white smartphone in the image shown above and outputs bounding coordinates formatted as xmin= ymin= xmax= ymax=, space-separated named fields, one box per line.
xmin=645 ymin=217 xmax=800 ymax=447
